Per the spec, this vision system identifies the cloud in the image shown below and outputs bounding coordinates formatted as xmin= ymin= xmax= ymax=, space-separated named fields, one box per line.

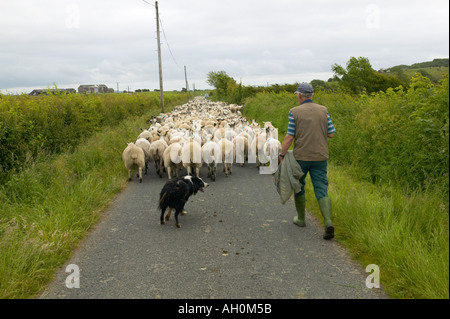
xmin=0 ymin=0 xmax=448 ymax=93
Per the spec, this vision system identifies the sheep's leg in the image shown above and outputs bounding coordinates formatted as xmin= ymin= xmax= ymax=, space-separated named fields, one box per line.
xmin=158 ymin=159 xmax=163 ymax=178
xmin=138 ymin=167 xmax=143 ymax=183
xmin=195 ymin=167 xmax=200 ymax=178
xmin=128 ymin=169 xmax=132 ymax=181
xmin=212 ymin=164 xmax=216 ymax=181
xmin=224 ymin=163 xmax=229 ymax=177
xmin=155 ymin=161 xmax=160 ymax=177
xmin=167 ymin=167 xmax=172 ymax=180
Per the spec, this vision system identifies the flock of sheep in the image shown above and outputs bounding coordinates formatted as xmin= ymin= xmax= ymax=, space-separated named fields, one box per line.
xmin=122 ymin=96 xmax=281 ymax=183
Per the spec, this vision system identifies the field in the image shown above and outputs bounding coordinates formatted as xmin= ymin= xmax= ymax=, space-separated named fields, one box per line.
xmin=386 ymin=58 xmax=449 ymax=84
xmin=402 ymin=66 xmax=449 ymax=83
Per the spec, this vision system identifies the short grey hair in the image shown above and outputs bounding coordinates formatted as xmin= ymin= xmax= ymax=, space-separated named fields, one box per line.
xmin=299 ymin=92 xmax=313 ymax=99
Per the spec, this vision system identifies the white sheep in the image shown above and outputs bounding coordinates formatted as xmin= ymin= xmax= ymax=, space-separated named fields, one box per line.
xmin=233 ymin=135 xmax=249 ymax=167
xmin=224 ymin=128 xmax=237 ymax=141
xmin=250 ymin=129 xmax=268 ymax=168
xmin=122 ymin=142 xmax=145 ymax=183
xmin=250 ymin=119 xmax=260 ymax=129
xmin=135 ymin=137 xmax=152 ymax=175
xmin=163 ymin=142 xmax=183 ymax=180
xmin=217 ymin=138 xmax=235 ymax=177
xmin=202 ymin=141 xmax=220 ymax=181
xmin=149 ymin=139 xmax=168 ymax=178
xmin=263 ymin=138 xmax=282 ymax=163
xmin=138 ymin=129 xmax=153 ymax=142
xmin=181 ymin=140 xmax=203 ymax=177
xmin=263 ymin=121 xmax=275 ymax=129
xmin=128 ymin=97 xmax=281 ymax=179
xmin=213 ymin=127 xmax=225 ymax=141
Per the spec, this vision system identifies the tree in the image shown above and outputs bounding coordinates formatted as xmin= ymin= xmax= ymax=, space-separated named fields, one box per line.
xmin=206 ymin=71 xmax=236 ymax=99
xmin=332 ymin=57 xmax=405 ymax=94
xmin=332 ymin=57 xmax=376 ymax=94
xmin=310 ymin=79 xmax=331 ymax=91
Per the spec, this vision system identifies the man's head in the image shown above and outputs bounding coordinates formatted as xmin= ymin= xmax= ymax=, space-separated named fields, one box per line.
xmin=295 ymin=83 xmax=314 ymax=101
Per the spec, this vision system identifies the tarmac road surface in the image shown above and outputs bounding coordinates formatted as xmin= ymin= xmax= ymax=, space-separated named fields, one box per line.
xmin=40 ymin=163 xmax=388 ymax=299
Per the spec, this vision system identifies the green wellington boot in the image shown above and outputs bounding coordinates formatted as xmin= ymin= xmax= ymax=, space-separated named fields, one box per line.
xmin=318 ymin=197 xmax=334 ymax=240
xmin=293 ymin=194 xmax=306 ymax=227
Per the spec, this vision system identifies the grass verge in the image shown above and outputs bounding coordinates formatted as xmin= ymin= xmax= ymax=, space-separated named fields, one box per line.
xmin=303 ymin=163 xmax=449 ymax=299
xmin=0 ymin=106 xmax=176 ymax=299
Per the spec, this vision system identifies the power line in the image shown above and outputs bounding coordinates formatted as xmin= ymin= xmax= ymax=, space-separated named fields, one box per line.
xmin=158 ymin=17 xmax=182 ymax=70
xmin=141 ymin=0 xmax=154 ymax=7
xmin=142 ymin=0 xmax=181 ymax=70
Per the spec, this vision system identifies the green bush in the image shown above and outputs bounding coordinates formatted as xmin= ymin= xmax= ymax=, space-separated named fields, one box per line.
xmin=339 ymin=74 xmax=448 ymax=199
xmin=0 ymin=92 xmax=186 ymax=183
xmin=242 ymin=74 xmax=449 ymax=205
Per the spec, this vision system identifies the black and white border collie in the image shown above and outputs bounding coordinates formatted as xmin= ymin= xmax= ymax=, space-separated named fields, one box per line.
xmin=159 ymin=176 xmax=209 ymax=228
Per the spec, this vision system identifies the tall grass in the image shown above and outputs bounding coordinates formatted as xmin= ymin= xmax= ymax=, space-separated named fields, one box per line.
xmin=242 ymin=76 xmax=449 ymax=299
xmin=0 ymin=93 xmax=184 ymax=298
xmin=304 ymin=165 xmax=449 ymax=298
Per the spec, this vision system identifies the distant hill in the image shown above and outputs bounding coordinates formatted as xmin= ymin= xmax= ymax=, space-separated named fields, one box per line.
xmin=409 ymin=58 xmax=449 ymax=69
xmin=382 ymin=58 xmax=449 ymax=83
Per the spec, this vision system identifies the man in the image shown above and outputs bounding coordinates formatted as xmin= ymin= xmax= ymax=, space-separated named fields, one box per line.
xmin=278 ymin=83 xmax=336 ymax=240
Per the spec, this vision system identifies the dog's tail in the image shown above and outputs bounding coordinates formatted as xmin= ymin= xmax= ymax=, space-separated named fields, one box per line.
xmin=158 ymin=192 xmax=168 ymax=209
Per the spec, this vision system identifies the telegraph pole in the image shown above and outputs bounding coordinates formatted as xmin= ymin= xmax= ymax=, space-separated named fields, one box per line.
xmin=184 ymin=65 xmax=190 ymax=101
xmin=155 ymin=1 xmax=164 ymax=113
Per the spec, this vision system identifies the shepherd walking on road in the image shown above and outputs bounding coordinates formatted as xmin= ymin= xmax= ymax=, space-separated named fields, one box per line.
xmin=278 ymin=83 xmax=336 ymax=239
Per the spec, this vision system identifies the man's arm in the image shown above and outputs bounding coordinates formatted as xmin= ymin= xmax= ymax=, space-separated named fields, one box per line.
xmin=279 ymin=134 xmax=294 ymax=157
xmin=279 ymin=111 xmax=295 ymax=163
xmin=327 ymin=112 xmax=335 ymax=139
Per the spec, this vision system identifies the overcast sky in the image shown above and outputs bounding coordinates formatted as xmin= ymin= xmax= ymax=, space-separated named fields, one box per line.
xmin=0 ymin=0 xmax=448 ymax=94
